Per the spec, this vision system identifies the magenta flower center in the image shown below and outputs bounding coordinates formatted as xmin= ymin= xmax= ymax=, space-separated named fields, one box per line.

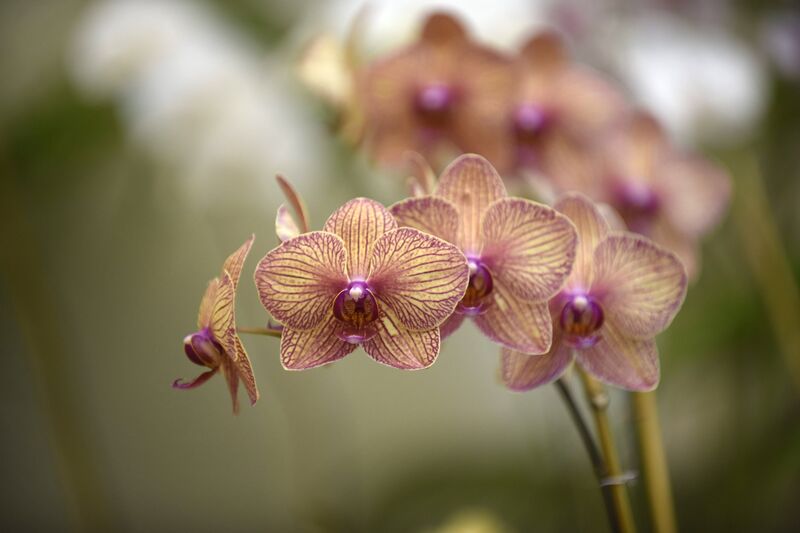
xmin=333 ymin=281 xmax=380 ymax=344
xmin=560 ymin=294 xmax=604 ymax=348
xmin=413 ymin=83 xmax=456 ymax=127
xmin=614 ymin=180 xmax=660 ymax=233
xmin=458 ymin=258 xmax=494 ymax=315
xmin=183 ymin=327 xmax=223 ymax=368
xmin=513 ymin=103 xmax=552 ymax=144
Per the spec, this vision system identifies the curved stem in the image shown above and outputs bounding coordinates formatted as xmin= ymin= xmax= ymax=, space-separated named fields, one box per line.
xmin=236 ymin=326 xmax=282 ymax=338
xmin=633 ymin=391 xmax=677 ymax=533
xmin=578 ymin=369 xmax=637 ymax=533
xmin=555 ymin=378 xmax=621 ymax=533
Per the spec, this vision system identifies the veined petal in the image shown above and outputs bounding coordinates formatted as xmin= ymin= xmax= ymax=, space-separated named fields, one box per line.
xmin=255 ymin=231 xmax=348 ymax=330
xmin=276 ymin=204 xmax=301 ymax=242
xmin=364 ymin=307 xmax=440 ymax=370
xmin=280 ymin=314 xmax=356 ymax=370
xmin=231 ymin=335 xmax=258 ymax=406
xmin=501 ymin=341 xmax=574 ymax=391
xmin=390 ymin=196 xmax=460 ymax=244
xmin=473 ymin=281 xmax=553 ymax=354
xmin=593 ymin=233 xmax=687 ymax=338
xmin=222 ymin=235 xmax=254 ymax=288
xmin=210 ymin=273 xmax=235 ymax=353
xmin=369 ymin=228 xmax=468 ymax=330
xmin=555 ymin=193 xmax=610 ymax=288
xmin=323 ymin=198 xmax=397 ymax=279
xmin=439 ymin=311 xmax=466 ymax=339
xmin=576 ymin=321 xmax=659 ymax=391
xmin=436 ymin=154 xmax=507 ymax=253
xmin=482 ymin=198 xmax=576 ymax=302
xmin=197 ymin=278 xmax=219 ymax=329
xmin=221 ymin=356 xmax=241 ymax=414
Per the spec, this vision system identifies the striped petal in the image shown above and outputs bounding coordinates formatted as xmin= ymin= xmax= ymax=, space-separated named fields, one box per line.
xmin=554 ymin=193 xmax=610 ymax=289
xmin=222 ymin=235 xmax=254 ymax=288
xmin=473 ymin=280 xmax=553 ymax=354
xmin=482 ymin=198 xmax=576 ymax=302
xmin=323 ymin=198 xmax=397 ymax=279
xmin=221 ymin=356 xmax=242 ymax=414
xmin=593 ymin=233 xmax=687 ymax=339
xmin=390 ymin=196 xmax=460 ymax=244
xmin=364 ymin=307 xmax=440 ymax=370
xmin=254 ymin=231 xmax=348 ymax=330
xmin=197 ymin=278 xmax=218 ymax=329
xmin=435 ymin=154 xmax=507 ymax=253
xmin=230 ymin=335 xmax=258 ymax=406
xmin=576 ymin=321 xmax=659 ymax=391
xmin=369 ymin=227 xmax=468 ymax=330
xmin=501 ymin=341 xmax=574 ymax=391
xmin=280 ymin=314 xmax=356 ymax=370
xmin=210 ymin=273 xmax=235 ymax=354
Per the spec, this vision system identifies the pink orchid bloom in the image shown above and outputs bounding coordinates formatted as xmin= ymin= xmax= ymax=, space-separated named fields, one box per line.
xmin=391 ymin=154 xmax=577 ymax=354
xmin=174 ymin=236 xmax=259 ymax=414
xmin=500 ymin=31 xmax=627 ymax=174
xmin=543 ymin=111 xmax=731 ymax=278
xmin=359 ymin=12 xmax=512 ymax=169
xmin=502 ymin=194 xmax=688 ymax=392
xmin=254 ymin=198 xmax=469 ymax=370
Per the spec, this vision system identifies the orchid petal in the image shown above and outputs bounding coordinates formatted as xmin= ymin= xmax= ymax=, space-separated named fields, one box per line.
xmin=473 ymin=281 xmax=553 ymax=354
xmin=610 ymin=111 xmax=668 ymax=180
xmin=553 ymin=67 xmax=627 ymax=137
xmin=519 ymin=30 xmax=568 ymax=71
xmin=210 ymin=273 xmax=235 ymax=353
xmin=420 ymin=12 xmax=468 ymax=45
xmin=221 ymin=357 xmax=241 ymax=414
xmin=390 ymin=196 xmax=460 ymax=244
xmin=255 ymin=231 xmax=348 ymax=330
xmin=276 ymin=174 xmax=310 ymax=233
xmin=276 ymin=204 xmax=301 ymax=243
xmin=403 ymin=151 xmax=437 ymax=196
xmin=280 ymin=314 xmax=356 ymax=370
xmin=172 ymin=368 xmax=218 ymax=390
xmin=439 ymin=311 xmax=466 ymax=339
xmin=658 ymin=155 xmax=731 ymax=239
xmin=576 ymin=321 xmax=659 ymax=391
xmin=368 ymin=227 xmax=468 ymax=330
xmin=222 ymin=235 xmax=254 ymax=289
xmin=323 ymin=198 xmax=397 ymax=279
xmin=197 ymin=278 xmax=219 ymax=329
xmin=554 ymin=193 xmax=610 ymax=288
xmin=436 ymin=154 xmax=507 ymax=253
xmin=364 ymin=307 xmax=440 ymax=370
xmin=231 ymin=335 xmax=258 ymax=406
xmin=501 ymin=342 xmax=574 ymax=391
xmin=482 ymin=198 xmax=576 ymax=302
xmin=593 ymin=233 xmax=687 ymax=338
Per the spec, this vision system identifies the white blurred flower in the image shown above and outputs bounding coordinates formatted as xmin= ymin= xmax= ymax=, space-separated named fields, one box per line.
xmin=69 ymin=0 xmax=327 ymax=207
xmin=613 ymin=15 xmax=768 ymax=146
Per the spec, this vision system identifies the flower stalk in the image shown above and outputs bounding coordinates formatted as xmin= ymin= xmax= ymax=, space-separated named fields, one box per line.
xmin=236 ymin=326 xmax=283 ymax=338
xmin=633 ymin=391 xmax=677 ymax=533
xmin=554 ymin=378 xmax=621 ymax=533
xmin=578 ymin=368 xmax=637 ymax=533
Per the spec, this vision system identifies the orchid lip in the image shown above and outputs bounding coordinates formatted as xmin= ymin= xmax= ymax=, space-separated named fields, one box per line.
xmin=459 ymin=257 xmax=493 ymax=313
xmin=513 ymin=103 xmax=551 ymax=135
xmin=413 ymin=83 xmax=456 ymax=126
xmin=183 ymin=328 xmax=222 ymax=368
xmin=335 ymin=327 xmax=378 ymax=344
xmin=559 ymin=293 xmax=604 ymax=348
xmin=333 ymin=281 xmax=379 ymax=338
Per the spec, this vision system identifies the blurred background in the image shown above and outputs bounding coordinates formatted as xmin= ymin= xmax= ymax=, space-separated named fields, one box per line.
xmin=1 ymin=0 xmax=799 ymax=531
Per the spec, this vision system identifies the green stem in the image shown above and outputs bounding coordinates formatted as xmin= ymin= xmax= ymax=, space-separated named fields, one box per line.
xmin=236 ymin=326 xmax=282 ymax=338
xmin=579 ymin=369 xmax=637 ymax=533
xmin=633 ymin=391 xmax=677 ymax=533
xmin=555 ymin=378 xmax=621 ymax=533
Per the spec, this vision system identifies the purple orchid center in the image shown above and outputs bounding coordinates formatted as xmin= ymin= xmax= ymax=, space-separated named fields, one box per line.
xmin=458 ymin=257 xmax=494 ymax=315
xmin=560 ymin=293 xmax=604 ymax=348
xmin=183 ymin=327 xmax=223 ymax=368
xmin=333 ymin=281 xmax=380 ymax=344
xmin=513 ymin=103 xmax=553 ymax=143
xmin=614 ymin=180 xmax=660 ymax=233
xmin=413 ymin=83 xmax=456 ymax=127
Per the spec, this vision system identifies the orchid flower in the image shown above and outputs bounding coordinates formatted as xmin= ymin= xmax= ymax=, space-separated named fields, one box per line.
xmin=358 ymin=12 xmax=512 ymax=169
xmin=254 ymin=198 xmax=469 ymax=370
xmin=501 ymin=31 xmax=627 ymax=173
xmin=391 ymin=154 xmax=577 ymax=354
xmin=174 ymin=236 xmax=259 ymax=414
xmin=544 ymin=111 xmax=730 ymax=277
xmin=502 ymin=193 xmax=688 ymax=391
